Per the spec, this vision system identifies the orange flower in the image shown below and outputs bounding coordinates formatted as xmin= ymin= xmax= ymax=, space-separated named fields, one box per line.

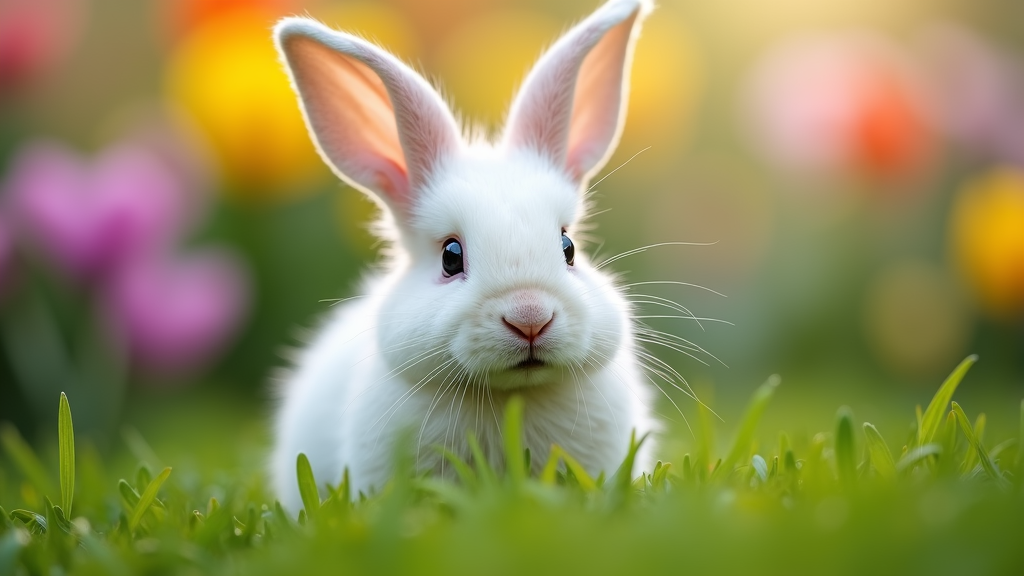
xmin=950 ymin=168 xmax=1024 ymax=319
xmin=165 ymin=9 xmax=326 ymax=198
xmin=158 ymin=0 xmax=300 ymax=41
xmin=745 ymin=33 xmax=933 ymax=183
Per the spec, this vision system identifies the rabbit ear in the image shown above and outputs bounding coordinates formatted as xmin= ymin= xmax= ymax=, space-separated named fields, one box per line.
xmin=503 ymin=0 xmax=651 ymax=184
xmin=275 ymin=18 xmax=460 ymax=215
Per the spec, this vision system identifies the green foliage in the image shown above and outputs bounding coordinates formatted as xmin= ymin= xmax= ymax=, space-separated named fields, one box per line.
xmin=717 ymin=374 xmax=779 ymax=477
xmin=127 ymin=467 xmax=171 ymax=532
xmin=834 ymin=407 xmax=856 ymax=486
xmin=58 ymin=392 xmax=74 ymax=518
xmin=862 ymin=423 xmax=896 ymax=480
xmin=295 ymin=453 xmax=319 ymax=520
xmin=2 ymin=357 xmax=1024 ymax=575
xmin=917 ymin=355 xmax=977 ymax=446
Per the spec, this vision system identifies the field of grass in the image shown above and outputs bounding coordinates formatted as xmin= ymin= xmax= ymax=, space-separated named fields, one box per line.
xmin=1 ymin=355 xmax=1023 ymax=576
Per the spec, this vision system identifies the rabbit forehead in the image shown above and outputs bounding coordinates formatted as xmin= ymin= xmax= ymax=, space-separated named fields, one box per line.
xmin=412 ymin=149 xmax=581 ymax=244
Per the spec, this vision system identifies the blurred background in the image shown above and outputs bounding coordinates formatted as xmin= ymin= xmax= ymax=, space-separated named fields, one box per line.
xmin=0 ymin=0 xmax=1022 ymax=469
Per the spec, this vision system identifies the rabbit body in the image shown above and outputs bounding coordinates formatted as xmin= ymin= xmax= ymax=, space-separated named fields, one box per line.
xmin=270 ymin=0 xmax=657 ymax=511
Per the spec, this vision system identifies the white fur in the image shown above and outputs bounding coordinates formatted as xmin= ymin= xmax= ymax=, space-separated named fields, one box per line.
xmin=271 ymin=0 xmax=656 ymax=511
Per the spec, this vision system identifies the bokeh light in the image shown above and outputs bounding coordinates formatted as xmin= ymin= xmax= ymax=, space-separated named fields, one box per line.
xmin=165 ymin=8 xmax=326 ymax=197
xmin=103 ymin=247 xmax=248 ymax=376
xmin=917 ymin=24 xmax=1024 ymax=167
xmin=4 ymin=140 xmax=190 ymax=280
xmin=950 ymin=167 xmax=1024 ymax=320
xmin=743 ymin=32 xmax=934 ymax=185
xmin=0 ymin=0 xmax=87 ymax=93
xmin=862 ymin=260 xmax=971 ymax=377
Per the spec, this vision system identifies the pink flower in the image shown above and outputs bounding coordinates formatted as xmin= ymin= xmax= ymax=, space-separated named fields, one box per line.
xmin=104 ymin=249 xmax=249 ymax=375
xmin=916 ymin=24 xmax=1024 ymax=167
xmin=0 ymin=0 xmax=87 ymax=91
xmin=4 ymin=140 xmax=189 ymax=280
xmin=743 ymin=32 xmax=934 ymax=182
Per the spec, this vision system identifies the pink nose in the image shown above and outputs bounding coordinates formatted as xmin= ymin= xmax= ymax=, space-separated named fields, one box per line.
xmin=503 ymin=315 xmax=553 ymax=342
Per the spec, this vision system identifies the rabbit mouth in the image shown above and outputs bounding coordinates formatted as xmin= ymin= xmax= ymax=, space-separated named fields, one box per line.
xmin=513 ymin=358 xmax=547 ymax=370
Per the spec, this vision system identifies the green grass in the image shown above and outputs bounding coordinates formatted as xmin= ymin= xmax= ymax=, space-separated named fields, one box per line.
xmin=2 ymin=356 xmax=1024 ymax=575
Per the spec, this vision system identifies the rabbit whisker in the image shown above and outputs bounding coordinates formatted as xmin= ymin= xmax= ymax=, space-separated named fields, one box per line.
xmin=585 ymin=146 xmax=651 ymax=195
xmin=372 ymin=356 xmax=459 ymax=449
xmin=417 ymin=362 xmax=468 ymax=464
xmin=620 ymin=280 xmax=727 ymax=298
xmin=594 ymin=241 xmax=718 ymax=271
xmin=634 ymin=326 xmax=726 ymax=366
xmin=633 ymin=315 xmax=734 ymax=325
xmin=625 ymin=295 xmax=706 ymax=331
xmin=342 ymin=344 xmax=449 ymax=418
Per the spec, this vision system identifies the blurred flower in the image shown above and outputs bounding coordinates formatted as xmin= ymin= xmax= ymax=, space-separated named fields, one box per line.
xmin=862 ymin=261 xmax=971 ymax=377
xmin=4 ymin=140 xmax=190 ymax=280
xmin=104 ymin=249 xmax=248 ymax=375
xmin=743 ymin=33 xmax=934 ymax=183
xmin=165 ymin=9 xmax=325 ymax=197
xmin=0 ymin=0 xmax=86 ymax=92
xmin=158 ymin=0 xmax=299 ymax=42
xmin=105 ymin=104 xmax=220 ymax=205
xmin=917 ymin=24 xmax=1024 ymax=167
xmin=950 ymin=168 xmax=1024 ymax=319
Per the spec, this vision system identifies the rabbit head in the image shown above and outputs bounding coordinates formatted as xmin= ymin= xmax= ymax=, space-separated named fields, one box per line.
xmin=275 ymin=0 xmax=652 ymax=391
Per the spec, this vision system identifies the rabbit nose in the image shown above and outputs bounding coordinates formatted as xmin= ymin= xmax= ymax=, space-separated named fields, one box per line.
xmin=503 ymin=315 xmax=554 ymax=342
xmin=501 ymin=290 xmax=555 ymax=342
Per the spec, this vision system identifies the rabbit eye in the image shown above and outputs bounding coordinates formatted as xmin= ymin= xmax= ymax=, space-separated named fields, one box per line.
xmin=441 ymin=238 xmax=464 ymax=277
xmin=562 ymin=232 xmax=575 ymax=266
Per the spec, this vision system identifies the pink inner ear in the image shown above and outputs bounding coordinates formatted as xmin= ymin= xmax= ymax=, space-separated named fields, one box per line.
xmin=284 ymin=35 xmax=411 ymax=206
xmin=566 ymin=9 xmax=639 ymax=181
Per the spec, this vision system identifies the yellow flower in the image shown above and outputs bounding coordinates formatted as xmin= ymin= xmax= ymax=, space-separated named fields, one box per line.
xmin=950 ymin=168 xmax=1024 ymax=319
xmin=165 ymin=10 xmax=326 ymax=198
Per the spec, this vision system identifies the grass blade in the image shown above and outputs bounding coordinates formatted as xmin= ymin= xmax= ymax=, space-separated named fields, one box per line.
xmin=835 ymin=407 xmax=856 ymax=485
xmin=437 ymin=447 xmax=477 ymax=489
xmin=118 ymin=480 xmax=140 ymax=512
xmin=58 ymin=392 xmax=75 ymax=517
xmin=896 ymin=444 xmax=942 ymax=473
xmin=862 ymin=423 xmax=896 ymax=480
xmin=541 ymin=445 xmax=598 ymax=492
xmin=466 ymin=432 xmax=496 ymax=485
xmin=951 ymin=402 xmax=1009 ymax=489
xmin=651 ymin=461 xmax=672 ymax=489
xmin=129 ymin=467 xmax=171 ymax=532
xmin=10 ymin=510 xmax=47 ymax=535
xmin=503 ymin=396 xmax=526 ymax=486
xmin=717 ymin=375 xmax=780 ymax=478
xmin=295 ymin=453 xmax=319 ymax=519
xmin=612 ymin=430 xmax=646 ymax=496
xmin=917 ymin=355 xmax=977 ymax=446
xmin=961 ymin=413 xmax=987 ymax=474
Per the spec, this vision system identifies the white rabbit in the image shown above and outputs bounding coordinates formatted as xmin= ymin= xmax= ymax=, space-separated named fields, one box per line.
xmin=271 ymin=0 xmax=657 ymax=511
